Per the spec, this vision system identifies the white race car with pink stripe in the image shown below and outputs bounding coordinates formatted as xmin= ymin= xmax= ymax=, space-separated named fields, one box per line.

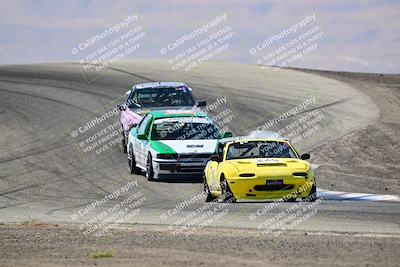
xmin=117 ymin=82 xmax=206 ymax=153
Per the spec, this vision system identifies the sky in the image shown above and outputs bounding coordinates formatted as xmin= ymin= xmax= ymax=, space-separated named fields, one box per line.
xmin=0 ymin=0 xmax=399 ymax=73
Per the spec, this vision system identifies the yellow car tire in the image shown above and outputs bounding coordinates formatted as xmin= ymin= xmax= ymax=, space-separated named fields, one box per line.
xmin=303 ymin=183 xmax=317 ymax=202
xmin=204 ymin=175 xmax=217 ymax=202
xmin=220 ymin=175 xmax=236 ymax=203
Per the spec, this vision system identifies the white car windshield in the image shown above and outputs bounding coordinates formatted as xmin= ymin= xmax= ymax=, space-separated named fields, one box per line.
xmin=226 ymin=141 xmax=297 ymax=160
xmin=151 ymin=117 xmax=221 ymax=140
xmin=129 ymin=87 xmax=195 ymax=108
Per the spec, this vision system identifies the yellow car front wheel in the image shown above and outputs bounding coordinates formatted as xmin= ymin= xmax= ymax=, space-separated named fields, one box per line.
xmin=303 ymin=183 xmax=317 ymax=202
xmin=220 ymin=175 xmax=236 ymax=203
xmin=204 ymin=174 xmax=217 ymax=202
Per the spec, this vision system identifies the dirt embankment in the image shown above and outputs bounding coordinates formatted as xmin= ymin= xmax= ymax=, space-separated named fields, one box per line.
xmin=302 ymin=70 xmax=400 ymax=195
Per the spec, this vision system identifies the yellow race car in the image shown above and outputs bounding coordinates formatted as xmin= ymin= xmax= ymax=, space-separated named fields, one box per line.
xmin=203 ymin=133 xmax=316 ymax=202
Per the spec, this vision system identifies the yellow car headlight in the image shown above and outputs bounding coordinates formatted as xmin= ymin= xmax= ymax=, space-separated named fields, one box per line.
xmin=239 ymin=173 xmax=255 ymax=177
xmin=293 ymin=172 xmax=308 ymax=178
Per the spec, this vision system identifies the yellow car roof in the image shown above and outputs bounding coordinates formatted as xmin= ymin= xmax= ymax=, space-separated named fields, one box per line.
xmin=220 ymin=131 xmax=287 ymax=146
xmin=224 ymin=138 xmax=290 ymax=147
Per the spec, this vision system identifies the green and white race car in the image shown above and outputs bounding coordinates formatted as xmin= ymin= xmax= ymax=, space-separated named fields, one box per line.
xmin=127 ymin=110 xmax=232 ymax=180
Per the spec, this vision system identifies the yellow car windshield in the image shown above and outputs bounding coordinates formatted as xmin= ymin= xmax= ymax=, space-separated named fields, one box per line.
xmin=226 ymin=141 xmax=296 ymax=160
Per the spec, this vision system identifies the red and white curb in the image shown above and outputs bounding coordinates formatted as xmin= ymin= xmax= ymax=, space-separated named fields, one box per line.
xmin=317 ymin=189 xmax=400 ymax=202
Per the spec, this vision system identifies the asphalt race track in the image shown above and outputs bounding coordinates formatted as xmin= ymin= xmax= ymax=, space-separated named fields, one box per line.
xmin=0 ymin=61 xmax=399 ymax=265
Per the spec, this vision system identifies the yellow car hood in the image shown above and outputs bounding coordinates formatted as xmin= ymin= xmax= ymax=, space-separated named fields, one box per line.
xmin=227 ymin=158 xmax=309 ymax=174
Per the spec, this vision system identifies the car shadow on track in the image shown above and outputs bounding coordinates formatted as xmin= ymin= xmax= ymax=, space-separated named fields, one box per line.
xmin=153 ymin=176 xmax=203 ymax=184
xmin=132 ymin=170 xmax=203 ymax=183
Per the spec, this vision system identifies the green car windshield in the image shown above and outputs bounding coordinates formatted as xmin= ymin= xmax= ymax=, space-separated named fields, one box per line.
xmin=151 ymin=117 xmax=221 ymax=140
xmin=226 ymin=141 xmax=297 ymax=160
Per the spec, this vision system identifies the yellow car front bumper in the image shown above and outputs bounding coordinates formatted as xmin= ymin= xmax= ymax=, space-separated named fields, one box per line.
xmin=227 ymin=176 xmax=314 ymax=200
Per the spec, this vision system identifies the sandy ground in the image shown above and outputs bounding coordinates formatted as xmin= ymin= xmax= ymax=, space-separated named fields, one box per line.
xmin=303 ymin=70 xmax=400 ymax=194
xmin=1 ymin=222 xmax=399 ymax=267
